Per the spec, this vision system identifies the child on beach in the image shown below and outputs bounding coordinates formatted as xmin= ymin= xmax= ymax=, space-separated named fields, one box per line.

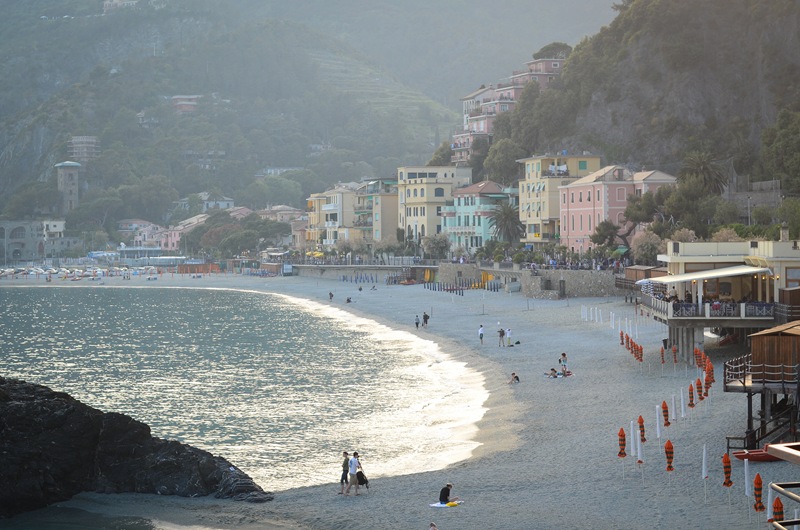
xmin=548 ymin=368 xmax=558 ymax=378
xmin=508 ymin=372 xmax=520 ymax=384
xmin=478 ymin=325 xmax=484 ymax=344
xmin=559 ymin=352 xmax=569 ymax=374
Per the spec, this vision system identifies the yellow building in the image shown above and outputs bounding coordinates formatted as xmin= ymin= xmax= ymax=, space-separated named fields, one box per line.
xmin=517 ymin=153 xmax=601 ymax=247
xmin=305 ymin=183 xmax=359 ymax=248
xmin=397 ymin=166 xmax=472 ymax=243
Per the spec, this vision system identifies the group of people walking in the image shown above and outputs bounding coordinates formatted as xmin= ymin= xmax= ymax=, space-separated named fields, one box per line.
xmin=414 ymin=312 xmax=430 ymax=329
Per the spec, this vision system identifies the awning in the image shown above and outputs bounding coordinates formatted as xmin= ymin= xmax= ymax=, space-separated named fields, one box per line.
xmin=635 ymin=265 xmax=773 ymax=285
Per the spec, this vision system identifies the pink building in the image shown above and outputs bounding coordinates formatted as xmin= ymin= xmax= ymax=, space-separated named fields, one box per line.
xmin=559 ymin=166 xmax=676 ymax=254
xmin=508 ymin=58 xmax=563 ymax=88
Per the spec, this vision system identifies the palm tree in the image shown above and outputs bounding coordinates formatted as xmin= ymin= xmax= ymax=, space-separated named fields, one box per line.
xmin=678 ymin=151 xmax=727 ymax=195
xmin=488 ymin=203 xmax=525 ymax=244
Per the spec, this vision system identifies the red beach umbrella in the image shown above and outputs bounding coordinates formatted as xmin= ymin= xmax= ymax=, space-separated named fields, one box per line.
xmin=721 ymin=453 xmax=733 ymax=487
xmin=688 ymin=383 xmax=696 ymax=408
xmin=638 ymin=415 xmax=647 ymax=443
xmin=661 ymin=401 xmax=671 ymax=427
xmin=770 ymin=496 xmax=784 ymax=523
xmin=695 ymin=378 xmax=704 ymax=402
xmin=660 ymin=346 xmax=665 ymax=364
xmin=664 ymin=440 xmax=674 ymax=471
xmin=618 ymin=427 xmax=627 ymax=458
xmin=706 ymin=359 xmax=715 ymax=383
xmin=704 ymin=372 xmax=712 ymax=397
xmin=620 ymin=330 xmax=624 ymax=345
xmin=753 ymin=473 xmax=766 ymax=512
xmin=672 ymin=346 xmax=678 ymax=364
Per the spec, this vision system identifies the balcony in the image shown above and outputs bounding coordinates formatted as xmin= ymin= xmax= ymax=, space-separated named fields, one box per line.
xmin=322 ymin=203 xmax=339 ymax=211
xmin=325 ymin=221 xmax=339 ymax=228
xmin=640 ymin=294 xmax=775 ymax=322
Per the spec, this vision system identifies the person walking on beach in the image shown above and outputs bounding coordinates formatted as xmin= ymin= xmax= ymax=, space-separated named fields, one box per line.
xmin=415 ymin=315 xmax=420 ymax=329
xmin=439 ymin=483 xmax=459 ymax=504
xmin=478 ymin=325 xmax=484 ymax=345
xmin=329 ymin=291 xmax=334 ymax=302
xmin=498 ymin=327 xmax=505 ymax=346
xmin=344 ymin=451 xmax=362 ymax=495
xmin=422 ymin=312 xmax=430 ymax=328
xmin=339 ymin=451 xmax=349 ymax=494
xmin=559 ymin=352 xmax=569 ymax=374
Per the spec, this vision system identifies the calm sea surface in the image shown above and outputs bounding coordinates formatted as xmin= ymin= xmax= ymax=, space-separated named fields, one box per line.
xmin=0 ymin=285 xmax=487 ymax=523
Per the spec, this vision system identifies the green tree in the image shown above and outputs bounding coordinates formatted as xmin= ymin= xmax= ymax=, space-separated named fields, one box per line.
xmin=483 ymin=139 xmax=525 ymax=186
xmin=428 ymin=142 xmax=454 ymax=166
xmin=488 ymin=203 xmax=524 ymax=244
xmin=468 ymin=137 xmax=490 ymax=181
xmin=630 ymin=230 xmax=662 ymax=265
xmin=678 ymin=151 xmax=728 ymax=195
xmin=533 ymin=42 xmax=572 ymax=60
xmin=421 ymin=233 xmax=451 ymax=259
xmin=761 ymin=109 xmax=800 ymax=195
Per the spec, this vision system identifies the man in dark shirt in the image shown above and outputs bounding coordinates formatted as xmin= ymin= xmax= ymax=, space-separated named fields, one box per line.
xmin=439 ymin=483 xmax=459 ymax=504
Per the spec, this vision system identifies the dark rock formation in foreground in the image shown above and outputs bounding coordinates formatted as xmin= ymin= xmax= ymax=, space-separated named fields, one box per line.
xmin=0 ymin=377 xmax=272 ymax=518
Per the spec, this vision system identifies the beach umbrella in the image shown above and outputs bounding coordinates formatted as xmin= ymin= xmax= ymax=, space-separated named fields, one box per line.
xmin=620 ymin=330 xmax=624 ymax=345
xmin=664 ymin=440 xmax=674 ymax=471
xmin=638 ymin=415 xmax=647 ymax=443
xmin=702 ymin=444 xmax=709 ymax=503
xmin=671 ymin=344 xmax=677 ymax=361
xmin=695 ymin=378 xmax=704 ymax=402
xmin=655 ymin=406 xmax=661 ymax=440
xmin=770 ymin=496 xmax=784 ymax=523
xmin=753 ymin=473 xmax=766 ymax=512
xmin=744 ymin=459 xmax=751 ymax=497
xmin=722 ymin=453 xmax=733 ymax=487
xmin=688 ymin=383 xmax=696 ymax=408
xmin=680 ymin=389 xmax=686 ymax=419
xmin=704 ymin=372 xmax=712 ymax=397
xmin=672 ymin=394 xmax=677 ymax=422
xmin=661 ymin=401 xmax=671 ymax=427
xmin=618 ymin=427 xmax=627 ymax=457
xmin=660 ymin=346 xmax=665 ymax=364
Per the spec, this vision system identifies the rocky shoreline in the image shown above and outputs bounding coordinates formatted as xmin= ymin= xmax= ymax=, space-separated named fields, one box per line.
xmin=0 ymin=377 xmax=271 ymax=518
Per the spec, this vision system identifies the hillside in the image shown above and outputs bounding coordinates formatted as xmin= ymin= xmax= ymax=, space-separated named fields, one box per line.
xmin=538 ymin=0 xmax=800 ymax=177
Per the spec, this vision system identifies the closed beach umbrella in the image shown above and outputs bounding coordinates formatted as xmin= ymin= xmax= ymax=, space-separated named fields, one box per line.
xmin=770 ymin=496 xmax=784 ymax=523
xmin=661 ymin=401 xmax=671 ymax=427
xmin=638 ymin=415 xmax=647 ymax=443
xmin=688 ymin=383 xmax=696 ymax=408
xmin=753 ymin=473 xmax=766 ymax=512
xmin=618 ymin=427 xmax=627 ymax=458
xmin=664 ymin=440 xmax=674 ymax=471
xmin=722 ymin=453 xmax=733 ymax=487
xmin=704 ymin=372 xmax=712 ymax=397
xmin=695 ymin=378 xmax=704 ymax=402
xmin=660 ymin=346 xmax=665 ymax=364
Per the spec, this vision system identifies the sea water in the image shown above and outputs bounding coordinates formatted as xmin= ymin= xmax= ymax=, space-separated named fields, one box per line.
xmin=0 ymin=286 xmax=487 ymax=496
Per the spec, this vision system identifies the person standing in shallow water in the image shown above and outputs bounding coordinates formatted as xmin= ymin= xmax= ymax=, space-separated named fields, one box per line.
xmin=422 ymin=312 xmax=429 ymax=328
xmin=478 ymin=325 xmax=484 ymax=345
xmin=415 ymin=315 xmax=420 ymax=329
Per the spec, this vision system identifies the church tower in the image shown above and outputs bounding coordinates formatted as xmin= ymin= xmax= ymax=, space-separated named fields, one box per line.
xmin=55 ymin=161 xmax=81 ymax=215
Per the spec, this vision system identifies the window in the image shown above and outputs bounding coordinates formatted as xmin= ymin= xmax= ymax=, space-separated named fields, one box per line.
xmin=587 ymin=191 xmax=591 ymax=202
xmin=616 ymin=187 xmax=626 ymax=201
xmin=571 ymin=215 xmax=574 ymax=230
xmin=434 ymin=188 xmax=445 ymax=197
xmin=406 ymin=189 xmax=411 ymax=198
xmin=421 ymin=207 xmax=425 ymax=216
xmin=579 ymin=160 xmax=587 ymax=170
xmin=413 ymin=189 xmax=418 ymax=198
xmin=579 ymin=192 xmax=582 ymax=202
xmin=420 ymin=188 xmax=425 ymax=197
xmin=562 ymin=193 xmax=566 ymax=204
xmin=571 ymin=193 xmax=574 ymax=203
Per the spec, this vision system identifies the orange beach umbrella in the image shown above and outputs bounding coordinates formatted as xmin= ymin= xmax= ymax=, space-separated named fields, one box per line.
xmin=753 ymin=473 xmax=766 ymax=512
xmin=618 ymin=427 xmax=627 ymax=458
xmin=661 ymin=401 xmax=671 ymax=427
xmin=770 ymin=496 xmax=784 ymax=523
xmin=721 ymin=453 xmax=733 ymax=487
xmin=638 ymin=415 xmax=647 ymax=443
xmin=664 ymin=440 xmax=674 ymax=471
xmin=695 ymin=378 xmax=704 ymax=402
xmin=688 ymin=383 xmax=696 ymax=408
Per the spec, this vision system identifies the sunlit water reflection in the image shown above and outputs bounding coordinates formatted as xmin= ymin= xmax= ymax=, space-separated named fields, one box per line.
xmin=0 ymin=286 xmax=487 ymax=492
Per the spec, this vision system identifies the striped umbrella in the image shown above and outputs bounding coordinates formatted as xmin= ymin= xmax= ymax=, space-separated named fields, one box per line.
xmin=695 ymin=378 xmax=704 ymax=402
xmin=754 ymin=473 xmax=766 ymax=512
xmin=722 ymin=453 xmax=733 ymax=487
xmin=664 ymin=440 xmax=674 ymax=471
xmin=618 ymin=427 xmax=627 ymax=457
xmin=661 ymin=401 xmax=671 ymax=427
xmin=770 ymin=496 xmax=784 ymax=523
xmin=638 ymin=415 xmax=647 ymax=443
xmin=688 ymin=383 xmax=696 ymax=408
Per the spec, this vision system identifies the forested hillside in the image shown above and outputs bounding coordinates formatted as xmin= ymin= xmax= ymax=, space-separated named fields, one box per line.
xmin=532 ymin=0 xmax=800 ymax=179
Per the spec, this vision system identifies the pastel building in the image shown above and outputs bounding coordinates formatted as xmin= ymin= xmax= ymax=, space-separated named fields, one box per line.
xmin=355 ymin=177 xmax=398 ymax=244
xmin=397 ymin=166 xmax=472 ymax=243
xmin=305 ymin=182 xmax=359 ymax=248
xmin=508 ymin=57 xmax=563 ymax=87
xmin=559 ymin=166 xmax=676 ymax=254
xmin=441 ymin=180 xmax=516 ymax=255
xmin=517 ymin=153 xmax=602 ymax=247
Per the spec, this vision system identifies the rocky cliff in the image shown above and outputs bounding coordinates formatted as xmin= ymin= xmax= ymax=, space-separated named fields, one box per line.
xmin=0 ymin=377 xmax=272 ymax=519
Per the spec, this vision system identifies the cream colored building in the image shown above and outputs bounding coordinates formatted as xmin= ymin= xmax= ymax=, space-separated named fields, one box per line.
xmin=397 ymin=166 xmax=472 ymax=243
xmin=354 ymin=178 xmax=398 ymax=244
xmin=517 ymin=153 xmax=601 ymax=247
xmin=305 ymin=183 xmax=359 ymax=248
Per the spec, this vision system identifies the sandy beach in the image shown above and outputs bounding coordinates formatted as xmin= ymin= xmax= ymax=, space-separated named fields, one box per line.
xmin=4 ymin=271 xmax=800 ymax=529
